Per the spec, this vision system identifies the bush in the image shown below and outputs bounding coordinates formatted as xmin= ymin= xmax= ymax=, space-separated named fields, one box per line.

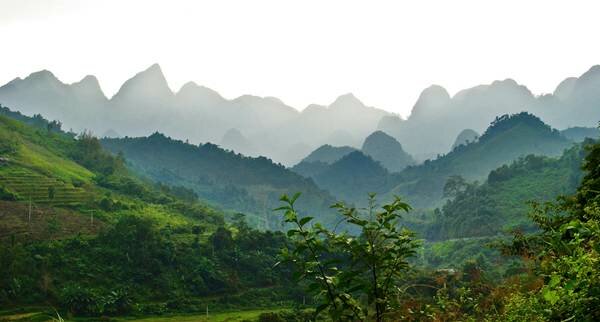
xmin=60 ymin=285 xmax=101 ymax=316
xmin=0 ymin=186 xmax=18 ymax=200
xmin=0 ymin=131 xmax=18 ymax=155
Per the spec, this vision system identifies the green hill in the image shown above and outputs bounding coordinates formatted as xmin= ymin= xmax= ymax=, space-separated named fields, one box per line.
xmin=0 ymin=108 xmax=303 ymax=315
xmin=308 ymin=151 xmax=395 ymax=203
xmin=406 ymin=142 xmax=588 ymax=240
xmin=300 ymin=144 xmax=357 ymax=164
xmin=386 ymin=112 xmax=573 ymax=207
xmin=101 ymin=133 xmax=340 ymax=228
xmin=0 ymin=111 xmax=223 ymax=240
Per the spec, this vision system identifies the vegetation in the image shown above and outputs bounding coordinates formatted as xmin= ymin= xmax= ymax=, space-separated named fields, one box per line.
xmin=1 ymin=103 xmax=599 ymax=321
xmin=277 ymin=194 xmax=418 ymax=321
xmin=101 ymin=133 xmax=340 ymax=229
xmin=386 ymin=112 xmax=572 ymax=207
xmin=497 ymin=138 xmax=600 ymax=321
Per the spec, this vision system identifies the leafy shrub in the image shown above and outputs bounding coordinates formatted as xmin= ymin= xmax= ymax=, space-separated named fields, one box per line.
xmin=0 ymin=186 xmax=18 ymax=200
xmin=0 ymin=131 xmax=18 ymax=155
xmin=60 ymin=285 xmax=101 ymax=316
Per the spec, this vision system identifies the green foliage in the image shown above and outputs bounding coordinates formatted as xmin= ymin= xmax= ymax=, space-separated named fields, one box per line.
xmin=101 ymin=132 xmax=340 ymax=228
xmin=277 ymin=193 xmax=419 ymax=321
xmin=499 ymin=139 xmax=600 ymax=321
xmin=388 ymin=112 xmax=572 ymax=208
xmin=303 ymin=151 xmax=394 ymax=203
xmin=0 ymin=131 xmax=18 ymax=155
xmin=419 ymin=144 xmax=586 ymax=240
xmin=70 ymin=131 xmax=124 ymax=176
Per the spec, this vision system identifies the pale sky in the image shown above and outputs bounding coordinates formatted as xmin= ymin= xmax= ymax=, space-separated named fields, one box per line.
xmin=1 ymin=0 xmax=599 ymax=117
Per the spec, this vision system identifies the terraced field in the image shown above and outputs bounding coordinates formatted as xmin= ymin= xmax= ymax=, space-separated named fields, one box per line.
xmin=0 ymin=166 xmax=90 ymax=207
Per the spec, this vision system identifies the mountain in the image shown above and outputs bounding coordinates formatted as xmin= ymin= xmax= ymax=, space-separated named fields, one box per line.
xmin=361 ymin=130 xmax=414 ymax=173
xmin=385 ymin=112 xmax=573 ymax=207
xmin=451 ymin=129 xmax=479 ymax=150
xmin=292 ymin=112 xmax=572 ymax=207
xmin=0 ymin=65 xmax=398 ymax=166
xmin=307 ymin=151 xmax=393 ymax=202
xmin=0 ymin=70 xmax=107 ymax=134
xmin=379 ymin=79 xmax=537 ymax=156
xmin=2 ymin=64 xmax=599 ymax=165
xmin=300 ymin=144 xmax=358 ymax=164
xmin=379 ymin=66 xmax=600 ymax=157
xmin=101 ymin=133 xmax=340 ymax=228
xmin=561 ymin=126 xmax=600 ymax=142
xmin=220 ymin=128 xmax=256 ymax=156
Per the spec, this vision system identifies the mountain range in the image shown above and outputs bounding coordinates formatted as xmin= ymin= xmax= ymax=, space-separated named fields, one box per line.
xmin=1 ymin=64 xmax=599 ymax=165
xmin=293 ymin=113 xmax=574 ymax=207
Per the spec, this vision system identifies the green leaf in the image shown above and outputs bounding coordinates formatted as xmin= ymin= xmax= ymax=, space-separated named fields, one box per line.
xmin=290 ymin=192 xmax=302 ymax=204
xmin=299 ymin=216 xmax=313 ymax=226
xmin=543 ymin=288 xmax=559 ymax=305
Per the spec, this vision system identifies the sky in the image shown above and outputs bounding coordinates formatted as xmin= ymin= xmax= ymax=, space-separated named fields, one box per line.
xmin=1 ymin=0 xmax=599 ymax=117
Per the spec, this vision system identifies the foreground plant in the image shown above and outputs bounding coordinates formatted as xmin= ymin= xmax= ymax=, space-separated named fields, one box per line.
xmin=276 ymin=193 xmax=418 ymax=321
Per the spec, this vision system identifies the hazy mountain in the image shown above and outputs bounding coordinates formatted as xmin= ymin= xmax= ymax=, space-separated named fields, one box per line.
xmin=561 ymin=127 xmax=600 ymax=142
xmin=361 ymin=131 xmax=414 ymax=173
xmin=300 ymin=144 xmax=358 ymax=164
xmin=101 ymin=129 xmax=121 ymax=138
xmin=220 ymin=128 xmax=256 ymax=156
xmin=308 ymin=151 xmax=392 ymax=202
xmin=0 ymin=70 xmax=107 ymax=133
xmin=451 ymin=129 xmax=479 ymax=150
xmin=379 ymin=66 xmax=600 ymax=157
xmin=2 ymin=64 xmax=599 ymax=165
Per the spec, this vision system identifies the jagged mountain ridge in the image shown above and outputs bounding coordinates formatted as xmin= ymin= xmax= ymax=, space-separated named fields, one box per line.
xmin=0 ymin=65 xmax=391 ymax=165
xmin=379 ymin=65 xmax=600 ymax=157
xmin=1 ymin=64 xmax=599 ymax=165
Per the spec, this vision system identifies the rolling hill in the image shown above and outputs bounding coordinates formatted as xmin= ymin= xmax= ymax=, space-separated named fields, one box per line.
xmin=101 ymin=134 xmax=341 ymax=228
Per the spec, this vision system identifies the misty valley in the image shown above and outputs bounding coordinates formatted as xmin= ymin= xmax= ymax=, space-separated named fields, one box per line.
xmin=0 ymin=64 xmax=599 ymax=322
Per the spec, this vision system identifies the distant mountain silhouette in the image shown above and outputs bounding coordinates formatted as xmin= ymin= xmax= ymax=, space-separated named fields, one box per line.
xmin=220 ymin=128 xmax=256 ymax=156
xmin=1 ymin=64 xmax=599 ymax=165
xmin=379 ymin=66 xmax=600 ymax=157
xmin=301 ymin=144 xmax=358 ymax=164
xmin=561 ymin=127 xmax=600 ymax=142
xmin=361 ymin=131 xmax=414 ymax=173
xmin=451 ymin=129 xmax=479 ymax=150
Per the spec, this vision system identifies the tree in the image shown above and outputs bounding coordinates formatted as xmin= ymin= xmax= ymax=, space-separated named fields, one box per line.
xmin=443 ymin=175 xmax=468 ymax=198
xmin=277 ymin=193 xmax=419 ymax=321
xmin=48 ymin=186 xmax=56 ymax=202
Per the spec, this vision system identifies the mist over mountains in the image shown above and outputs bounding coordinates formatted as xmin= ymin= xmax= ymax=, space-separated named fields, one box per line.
xmin=0 ymin=64 xmax=599 ymax=165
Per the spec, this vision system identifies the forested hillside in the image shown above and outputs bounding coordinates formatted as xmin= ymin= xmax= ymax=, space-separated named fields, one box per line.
xmin=0 ymin=109 xmax=305 ymax=318
xmin=101 ymin=134 xmax=340 ymax=228
xmin=416 ymin=143 xmax=587 ymax=240
xmin=386 ymin=112 xmax=573 ymax=207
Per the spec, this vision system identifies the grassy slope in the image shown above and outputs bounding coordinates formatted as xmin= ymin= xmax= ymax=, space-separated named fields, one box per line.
xmin=0 ymin=115 xmax=222 ymax=241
